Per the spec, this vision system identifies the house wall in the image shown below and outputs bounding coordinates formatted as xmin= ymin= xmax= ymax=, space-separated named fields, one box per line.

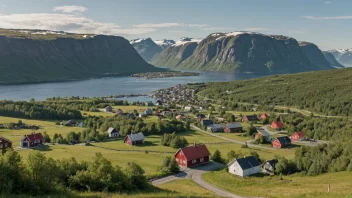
xmin=124 ymin=137 xmax=132 ymax=145
xmin=228 ymin=162 xmax=244 ymax=176
xmin=243 ymin=166 xmax=261 ymax=176
xmin=175 ymin=151 xmax=187 ymax=167
xmin=272 ymin=139 xmax=282 ymax=148
xmin=186 ymin=156 xmax=209 ymax=167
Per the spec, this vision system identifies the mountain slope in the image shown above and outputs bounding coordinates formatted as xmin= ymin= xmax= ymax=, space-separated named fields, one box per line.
xmin=0 ymin=31 xmax=163 ymax=84
xmin=327 ymin=49 xmax=352 ymax=67
xmin=323 ymin=52 xmax=344 ymax=68
xmin=154 ymin=39 xmax=176 ymax=49
xmin=150 ymin=38 xmax=201 ymax=67
xmin=151 ymin=32 xmax=335 ymax=73
xmin=299 ymin=42 xmax=335 ymax=70
xmin=130 ymin=38 xmax=163 ymax=62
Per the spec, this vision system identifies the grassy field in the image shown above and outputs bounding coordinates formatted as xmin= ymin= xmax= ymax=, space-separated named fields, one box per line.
xmin=203 ymin=170 xmax=352 ymax=198
xmin=0 ymin=116 xmax=84 ymax=146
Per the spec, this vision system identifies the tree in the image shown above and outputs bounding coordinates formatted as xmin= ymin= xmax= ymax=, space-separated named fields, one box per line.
xmin=43 ymin=132 xmax=51 ymax=143
xmin=125 ymin=162 xmax=147 ymax=189
xmin=246 ymin=123 xmax=257 ymax=137
xmin=185 ymin=120 xmax=191 ymax=130
xmin=160 ymin=156 xmax=179 ymax=174
xmin=211 ymin=149 xmax=223 ymax=163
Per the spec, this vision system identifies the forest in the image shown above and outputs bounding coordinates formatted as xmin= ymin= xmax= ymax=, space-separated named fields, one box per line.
xmin=198 ymin=68 xmax=352 ymax=116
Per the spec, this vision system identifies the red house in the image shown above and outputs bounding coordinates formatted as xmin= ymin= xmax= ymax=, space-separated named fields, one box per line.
xmin=124 ymin=132 xmax=144 ymax=146
xmin=259 ymin=113 xmax=270 ymax=120
xmin=224 ymin=123 xmax=243 ymax=133
xmin=175 ymin=144 xmax=210 ymax=167
xmin=271 ymin=121 xmax=284 ymax=130
xmin=290 ymin=132 xmax=305 ymax=142
xmin=0 ymin=136 xmax=12 ymax=150
xmin=20 ymin=132 xmax=44 ymax=148
xmin=272 ymin=136 xmax=291 ymax=148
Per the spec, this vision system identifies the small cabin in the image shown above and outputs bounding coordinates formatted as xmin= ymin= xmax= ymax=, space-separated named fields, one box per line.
xmin=105 ymin=106 xmax=113 ymax=112
xmin=128 ymin=113 xmax=136 ymax=120
xmin=20 ymin=133 xmax=44 ymax=148
xmin=259 ymin=113 xmax=270 ymax=120
xmin=224 ymin=123 xmax=243 ymax=133
xmin=242 ymin=115 xmax=258 ymax=122
xmin=0 ymin=136 xmax=12 ymax=150
xmin=255 ymin=130 xmax=271 ymax=142
xmin=145 ymin=108 xmax=153 ymax=115
xmin=227 ymin=156 xmax=261 ymax=177
xmin=116 ymin=109 xmax=124 ymax=115
xmin=107 ymin=127 xmax=119 ymax=138
xmin=207 ymin=124 xmax=224 ymax=133
xmin=290 ymin=132 xmax=305 ymax=142
xmin=272 ymin=136 xmax=291 ymax=148
xmin=262 ymin=159 xmax=278 ymax=175
xmin=271 ymin=121 xmax=284 ymax=130
xmin=201 ymin=119 xmax=213 ymax=127
xmin=124 ymin=132 xmax=144 ymax=146
xmin=175 ymin=144 xmax=210 ymax=167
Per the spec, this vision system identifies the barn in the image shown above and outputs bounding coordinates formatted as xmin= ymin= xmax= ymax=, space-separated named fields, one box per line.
xmin=201 ymin=119 xmax=213 ymax=127
xmin=124 ymin=132 xmax=144 ymax=146
xmin=271 ymin=121 xmax=284 ymax=130
xmin=272 ymin=136 xmax=291 ymax=148
xmin=105 ymin=106 xmax=113 ymax=112
xmin=224 ymin=123 xmax=243 ymax=133
xmin=227 ymin=156 xmax=261 ymax=177
xmin=175 ymin=144 xmax=210 ymax=167
xmin=0 ymin=136 xmax=12 ymax=150
xmin=290 ymin=132 xmax=305 ymax=142
xmin=242 ymin=115 xmax=258 ymax=122
xmin=20 ymin=133 xmax=44 ymax=148
xmin=207 ymin=124 xmax=224 ymax=132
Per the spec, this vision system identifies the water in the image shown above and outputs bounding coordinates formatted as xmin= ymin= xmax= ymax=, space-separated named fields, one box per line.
xmin=0 ymin=71 xmax=262 ymax=101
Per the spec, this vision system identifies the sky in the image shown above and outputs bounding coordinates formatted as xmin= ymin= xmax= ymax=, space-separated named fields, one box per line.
xmin=0 ymin=0 xmax=351 ymax=50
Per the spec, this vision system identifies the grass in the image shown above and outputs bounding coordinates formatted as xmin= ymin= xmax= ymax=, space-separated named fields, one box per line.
xmin=157 ymin=179 xmax=216 ymax=197
xmin=202 ymin=169 xmax=352 ymax=198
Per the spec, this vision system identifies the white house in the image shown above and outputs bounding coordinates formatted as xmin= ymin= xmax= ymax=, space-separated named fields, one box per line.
xmin=227 ymin=156 xmax=261 ymax=177
xmin=107 ymin=127 xmax=119 ymax=138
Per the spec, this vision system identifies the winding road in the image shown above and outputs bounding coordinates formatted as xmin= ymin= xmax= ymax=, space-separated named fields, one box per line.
xmin=152 ymin=162 xmax=244 ymax=198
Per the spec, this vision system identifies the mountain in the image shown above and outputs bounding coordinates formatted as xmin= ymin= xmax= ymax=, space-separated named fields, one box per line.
xmin=298 ymin=42 xmax=337 ymax=70
xmin=323 ymin=52 xmax=345 ymax=68
xmin=0 ymin=29 xmax=163 ymax=85
xmin=130 ymin=38 xmax=163 ymax=62
xmin=151 ymin=32 xmax=334 ymax=73
xmin=327 ymin=49 xmax=352 ymax=67
xmin=150 ymin=37 xmax=202 ymax=67
xmin=154 ymin=39 xmax=176 ymax=49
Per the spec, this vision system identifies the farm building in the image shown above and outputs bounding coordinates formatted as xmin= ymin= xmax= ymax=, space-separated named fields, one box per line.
xmin=0 ymin=136 xmax=12 ymax=150
xmin=197 ymin=114 xmax=206 ymax=122
xmin=145 ymin=108 xmax=153 ymax=115
xmin=255 ymin=130 xmax=271 ymax=142
xmin=271 ymin=121 xmax=284 ymax=130
xmin=124 ymin=132 xmax=145 ymax=146
xmin=105 ymin=106 xmax=113 ymax=112
xmin=184 ymin=106 xmax=193 ymax=111
xmin=20 ymin=132 xmax=44 ymax=148
xmin=207 ymin=124 xmax=224 ymax=132
xmin=64 ymin=120 xmax=76 ymax=126
xmin=259 ymin=113 xmax=270 ymax=120
xmin=175 ymin=144 xmax=210 ymax=167
xmin=227 ymin=156 xmax=261 ymax=177
xmin=145 ymin=101 xmax=154 ymax=106
xmin=290 ymin=132 xmax=305 ymax=142
xmin=272 ymin=136 xmax=291 ymax=148
xmin=224 ymin=123 xmax=243 ymax=133
xmin=156 ymin=100 xmax=163 ymax=106
xmin=242 ymin=115 xmax=258 ymax=122
xmin=201 ymin=119 xmax=213 ymax=127
xmin=107 ymin=127 xmax=119 ymax=138
xmin=262 ymin=159 xmax=278 ymax=175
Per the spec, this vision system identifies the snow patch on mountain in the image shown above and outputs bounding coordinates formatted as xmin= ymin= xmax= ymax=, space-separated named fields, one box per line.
xmin=174 ymin=37 xmax=203 ymax=46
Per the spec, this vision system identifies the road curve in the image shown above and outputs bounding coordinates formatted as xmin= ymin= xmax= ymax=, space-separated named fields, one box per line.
xmin=192 ymin=170 xmax=244 ymax=198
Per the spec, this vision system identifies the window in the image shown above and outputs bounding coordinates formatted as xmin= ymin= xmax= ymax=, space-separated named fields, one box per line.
xmin=200 ymin=158 xmax=204 ymax=162
xmin=5 ymin=143 xmax=8 ymax=147
xmin=192 ymin=159 xmax=196 ymax=164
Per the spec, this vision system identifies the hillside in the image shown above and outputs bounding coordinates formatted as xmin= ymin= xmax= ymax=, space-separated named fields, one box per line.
xmin=0 ymin=30 xmax=163 ymax=84
xmin=150 ymin=38 xmax=200 ymax=67
xmin=198 ymin=68 xmax=352 ymax=116
xmin=323 ymin=52 xmax=345 ymax=68
xmin=130 ymin=38 xmax=163 ymax=62
xmin=298 ymin=42 xmax=336 ymax=70
xmin=150 ymin=32 xmax=335 ymax=73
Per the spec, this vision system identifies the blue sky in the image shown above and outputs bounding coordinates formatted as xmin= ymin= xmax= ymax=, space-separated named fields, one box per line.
xmin=0 ymin=0 xmax=351 ymax=49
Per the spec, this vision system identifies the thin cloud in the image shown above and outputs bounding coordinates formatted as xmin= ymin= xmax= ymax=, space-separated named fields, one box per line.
xmin=303 ymin=15 xmax=352 ymax=20
xmin=203 ymin=27 xmax=234 ymax=31
xmin=133 ymin=23 xmax=208 ymax=28
xmin=0 ymin=4 xmax=7 ymax=8
xmin=324 ymin=1 xmax=332 ymax=4
xmin=0 ymin=13 xmax=155 ymax=36
xmin=168 ymin=30 xmax=186 ymax=33
xmin=290 ymin=30 xmax=305 ymax=34
xmin=53 ymin=5 xmax=88 ymax=13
